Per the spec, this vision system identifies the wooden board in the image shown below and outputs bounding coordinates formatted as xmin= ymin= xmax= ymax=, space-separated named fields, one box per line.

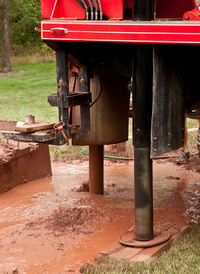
xmin=0 ymin=129 xmax=56 ymax=143
xmin=15 ymin=122 xmax=55 ymax=133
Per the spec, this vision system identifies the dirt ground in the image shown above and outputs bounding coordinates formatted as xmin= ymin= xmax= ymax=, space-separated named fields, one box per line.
xmin=0 ymin=156 xmax=200 ymax=273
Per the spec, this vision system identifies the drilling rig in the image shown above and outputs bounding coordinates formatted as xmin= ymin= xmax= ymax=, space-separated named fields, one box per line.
xmin=1 ymin=0 xmax=200 ymax=245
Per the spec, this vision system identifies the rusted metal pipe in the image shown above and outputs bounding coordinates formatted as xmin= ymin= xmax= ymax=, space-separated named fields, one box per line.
xmin=89 ymin=145 xmax=104 ymax=194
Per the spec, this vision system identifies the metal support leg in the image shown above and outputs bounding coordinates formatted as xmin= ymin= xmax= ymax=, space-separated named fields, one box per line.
xmin=133 ymin=44 xmax=153 ymax=241
xmin=56 ymin=49 xmax=69 ymax=136
xmin=89 ymin=145 xmax=104 ymax=195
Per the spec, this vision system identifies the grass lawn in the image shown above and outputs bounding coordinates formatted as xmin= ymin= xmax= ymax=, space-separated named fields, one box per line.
xmin=81 ymin=225 xmax=200 ymax=273
xmin=0 ymin=62 xmax=58 ymax=122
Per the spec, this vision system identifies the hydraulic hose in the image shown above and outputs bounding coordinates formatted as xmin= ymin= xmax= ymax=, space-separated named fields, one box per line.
xmin=91 ymin=0 xmax=98 ymax=19
xmin=75 ymin=0 xmax=89 ymax=19
xmin=81 ymin=148 xmax=134 ymax=161
xmin=96 ymin=0 xmax=103 ymax=20
xmin=87 ymin=0 xmax=94 ymax=20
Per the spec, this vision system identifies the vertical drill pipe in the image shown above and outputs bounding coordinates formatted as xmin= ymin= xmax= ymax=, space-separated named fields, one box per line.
xmin=133 ymin=0 xmax=154 ymax=20
xmin=133 ymin=44 xmax=153 ymax=241
xmin=89 ymin=145 xmax=104 ymax=194
xmin=133 ymin=0 xmax=154 ymax=242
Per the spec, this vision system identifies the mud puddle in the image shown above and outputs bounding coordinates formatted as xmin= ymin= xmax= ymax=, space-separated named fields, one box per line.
xmin=0 ymin=158 xmax=199 ymax=273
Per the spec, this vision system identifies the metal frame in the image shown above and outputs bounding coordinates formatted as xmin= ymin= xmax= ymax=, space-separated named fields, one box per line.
xmin=42 ymin=20 xmax=200 ymax=45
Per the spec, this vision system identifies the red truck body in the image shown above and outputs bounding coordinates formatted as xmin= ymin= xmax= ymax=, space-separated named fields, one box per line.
xmin=40 ymin=0 xmax=200 ymax=45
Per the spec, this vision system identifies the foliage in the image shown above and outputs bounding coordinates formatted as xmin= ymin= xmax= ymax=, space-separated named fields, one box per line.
xmin=9 ymin=0 xmax=42 ymax=49
xmin=0 ymin=0 xmax=43 ymax=51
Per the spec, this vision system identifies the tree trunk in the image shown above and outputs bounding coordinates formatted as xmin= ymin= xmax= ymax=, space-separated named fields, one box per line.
xmin=1 ymin=0 xmax=11 ymax=73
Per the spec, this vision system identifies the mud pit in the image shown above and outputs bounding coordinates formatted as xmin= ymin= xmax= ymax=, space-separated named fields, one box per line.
xmin=0 ymin=139 xmax=52 ymax=194
xmin=0 ymin=157 xmax=200 ymax=273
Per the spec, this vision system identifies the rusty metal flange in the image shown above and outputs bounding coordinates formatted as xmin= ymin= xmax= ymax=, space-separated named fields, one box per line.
xmin=119 ymin=231 xmax=170 ymax=248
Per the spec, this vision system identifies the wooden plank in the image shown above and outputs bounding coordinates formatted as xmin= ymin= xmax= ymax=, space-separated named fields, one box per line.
xmin=0 ymin=129 xmax=56 ymax=143
xmin=110 ymin=247 xmax=143 ymax=260
xmin=15 ymin=122 xmax=55 ymax=133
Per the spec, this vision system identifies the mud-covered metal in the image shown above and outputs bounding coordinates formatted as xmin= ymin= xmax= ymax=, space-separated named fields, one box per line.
xmin=133 ymin=0 xmax=154 ymax=241
xmin=151 ymin=45 xmax=200 ymax=158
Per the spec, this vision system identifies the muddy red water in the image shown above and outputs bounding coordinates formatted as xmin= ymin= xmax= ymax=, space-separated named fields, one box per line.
xmin=0 ymin=158 xmax=200 ymax=273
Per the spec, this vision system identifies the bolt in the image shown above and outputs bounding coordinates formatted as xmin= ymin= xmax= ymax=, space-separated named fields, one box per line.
xmin=80 ymin=78 xmax=86 ymax=85
xmin=58 ymin=80 xmax=63 ymax=88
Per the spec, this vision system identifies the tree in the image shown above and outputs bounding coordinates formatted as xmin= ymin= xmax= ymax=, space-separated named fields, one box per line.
xmin=9 ymin=0 xmax=41 ymax=48
xmin=1 ymin=0 xmax=11 ymax=72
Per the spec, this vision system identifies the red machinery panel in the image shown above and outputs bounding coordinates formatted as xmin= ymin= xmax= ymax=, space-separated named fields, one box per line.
xmin=41 ymin=0 xmax=196 ymax=20
xmin=41 ymin=0 xmax=200 ymax=45
xmin=156 ymin=0 xmax=195 ymax=19
xmin=40 ymin=0 xmax=55 ymax=19
xmin=41 ymin=21 xmax=200 ymax=45
xmin=40 ymin=0 xmax=85 ymax=20
xmin=40 ymin=0 xmax=124 ymax=20
xmin=100 ymin=0 xmax=123 ymax=20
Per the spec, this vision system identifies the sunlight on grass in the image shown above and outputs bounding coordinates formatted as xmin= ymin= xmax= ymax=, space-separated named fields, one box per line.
xmin=0 ymin=62 xmax=58 ymax=122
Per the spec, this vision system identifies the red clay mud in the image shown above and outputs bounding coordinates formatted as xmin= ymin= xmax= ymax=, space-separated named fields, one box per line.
xmin=0 ymin=140 xmax=51 ymax=193
xmin=0 ymin=157 xmax=199 ymax=273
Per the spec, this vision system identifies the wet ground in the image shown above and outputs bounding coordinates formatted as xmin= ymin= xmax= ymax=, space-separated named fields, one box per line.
xmin=0 ymin=157 xmax=200 ymax=273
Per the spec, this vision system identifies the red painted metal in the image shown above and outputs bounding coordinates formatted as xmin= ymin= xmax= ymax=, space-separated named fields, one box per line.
xmin=40 ymin=0 xmax=55 ymax=19
xmin=41 ymin=0 xmax=197 ymax=20
xmin=100 ymin=0 xmax=123 ymax=20
xmin=183 ymin=4 xmax=200 ymax=20
xmin=51 ymin=0 xmax=85 ymax=20
xmin=40 ymin=0 xmax=200 ymax=46
xmin=40 ymin=0 xmax=85 ymax=20
xmin=40 ymin=0 xmax=124 ymax=20
xmin=41 ymin=21 xmax=200 ymax=45
xmin=156 ymin=0 xmax=195 ymax=19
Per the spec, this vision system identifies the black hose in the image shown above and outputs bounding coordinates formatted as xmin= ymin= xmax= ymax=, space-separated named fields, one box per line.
xmin=96 ymin=0 xmax=103 ymax=20
xmin=91 ymin=0 xmax=98 ymax=19
xmin=87 ymin=0 xmax=94 ymax=20
xmin=75 ymin=0 xmax=89 ymax=19
xmin=89 ymin=70 xmax=102 ymax=107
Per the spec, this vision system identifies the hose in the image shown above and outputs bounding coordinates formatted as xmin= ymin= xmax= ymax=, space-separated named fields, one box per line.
xmin=87 ymin=0 xmax=94 ymax=20
xmin=75 ymin=0 xmax=89 ymax=19
xmin=89 ymin=69 xmax=102 ymax=108
xmin=96 ymin=0 xmax=103 ymax=20
xmin=91 ymin=0 xmax=98 ymax=19
xmin=81 ymin=148 xmax=134 ymax=161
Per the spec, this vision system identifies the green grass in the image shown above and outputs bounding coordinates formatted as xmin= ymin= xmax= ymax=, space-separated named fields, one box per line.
xmin=0 ymin=62 xmax=58 ymax=122
xmin=81 ymin=226 xmax=200 ymax=274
